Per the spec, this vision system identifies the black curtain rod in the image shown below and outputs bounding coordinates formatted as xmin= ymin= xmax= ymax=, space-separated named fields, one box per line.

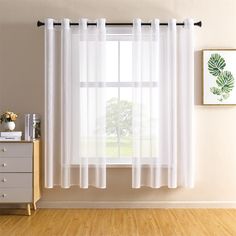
xmin=37 ymin=20 xmax=202 ymax=27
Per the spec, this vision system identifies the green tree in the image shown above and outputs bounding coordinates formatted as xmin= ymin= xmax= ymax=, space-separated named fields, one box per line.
xmin=106 ymin=98 xmax=132 ymax=143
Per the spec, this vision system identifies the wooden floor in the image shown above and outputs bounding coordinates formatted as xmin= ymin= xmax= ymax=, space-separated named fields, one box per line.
xmin=0 ymin=209 xmax=236 ymax=236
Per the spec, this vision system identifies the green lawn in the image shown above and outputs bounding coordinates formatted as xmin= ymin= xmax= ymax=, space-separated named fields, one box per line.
xmin=106 ymin=137 xmax=132 ymax=157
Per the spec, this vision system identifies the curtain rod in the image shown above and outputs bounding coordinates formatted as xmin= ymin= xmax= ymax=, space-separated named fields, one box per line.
xmin=37 ymin=20 xmax=202 ymax=27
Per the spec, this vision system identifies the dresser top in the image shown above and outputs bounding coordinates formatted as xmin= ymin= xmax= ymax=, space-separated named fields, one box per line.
xmin=0 ymin=140 xmax=40 ymax=143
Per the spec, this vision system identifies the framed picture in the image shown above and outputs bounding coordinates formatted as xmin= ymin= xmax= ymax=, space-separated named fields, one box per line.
xmin=203 ymin=49 xmax=236 ymax=105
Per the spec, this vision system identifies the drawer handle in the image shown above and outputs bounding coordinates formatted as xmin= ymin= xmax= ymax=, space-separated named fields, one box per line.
xmin=1 ymin=163 xmax=7 ymax=167
xmin=1 ymin=148 xmax=7 ymax=152
xmin=1 ymin=194 xmax=7 ymax=198
xmin=1 ymin=178 xmax=7 ymax=183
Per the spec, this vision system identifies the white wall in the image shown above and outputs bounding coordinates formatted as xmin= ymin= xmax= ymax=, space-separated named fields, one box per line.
xmin=1 ymin=0 xmax=236 ymax=207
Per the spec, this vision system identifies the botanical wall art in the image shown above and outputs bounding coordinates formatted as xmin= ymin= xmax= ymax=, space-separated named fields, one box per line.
xmin=203 ymin=49 xmax=236 ymax=105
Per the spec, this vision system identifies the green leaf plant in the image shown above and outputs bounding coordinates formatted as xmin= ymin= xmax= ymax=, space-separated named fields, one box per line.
xmin=208 ymin=53 xmax=234 ymax=102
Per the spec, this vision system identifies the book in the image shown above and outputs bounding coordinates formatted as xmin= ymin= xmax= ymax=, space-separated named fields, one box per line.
xmin=24 ymin=114 xmax=41 ymax=141
xmin=25 ymin=114 xmax=30 ymax=141
xmin=0 ymin=131 xmax=22 ymax=137
xmin=0 ymin=137 xmax=21 ymax=141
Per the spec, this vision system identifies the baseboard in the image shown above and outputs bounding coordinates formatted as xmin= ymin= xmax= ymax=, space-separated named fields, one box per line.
xmin=38 ymin=200 xmax=236 ymax=208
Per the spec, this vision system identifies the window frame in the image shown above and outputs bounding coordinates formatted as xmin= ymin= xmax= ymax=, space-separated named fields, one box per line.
xmin=74 ymin=32 xmax=159 ymax=166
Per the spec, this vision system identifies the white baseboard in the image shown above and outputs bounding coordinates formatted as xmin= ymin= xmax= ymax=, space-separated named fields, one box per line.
xmin=38 ymin=200 xmax=236 ymax=208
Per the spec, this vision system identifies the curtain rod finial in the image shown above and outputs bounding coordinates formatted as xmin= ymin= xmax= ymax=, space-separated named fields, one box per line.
xmin=195 ymin=21 xmax=202 ymax=27
xmin=37 ymin=21 xmax=44 ymax=27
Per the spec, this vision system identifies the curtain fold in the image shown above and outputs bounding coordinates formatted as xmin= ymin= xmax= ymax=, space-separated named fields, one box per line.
xmin=132 ymin=18 xmax=142 ymax=188
xmin=78 ymin=18 xmax=88 ymax=188
xmin=150 ymin=19 xmax=161 ymax=188
xmin=167 ymin=19 xmax=177 ymax=188
xmin=179 ymin=19 xmax=195 ymax=188
xmin=44 ymin=18 xmax=55 ymax=188
xmin=61 ymin=18 xmax=71 ymax=188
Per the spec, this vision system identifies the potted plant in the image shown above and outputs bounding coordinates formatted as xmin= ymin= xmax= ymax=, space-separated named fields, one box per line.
xmin=0 ymin=111 xmax=18 ymax=131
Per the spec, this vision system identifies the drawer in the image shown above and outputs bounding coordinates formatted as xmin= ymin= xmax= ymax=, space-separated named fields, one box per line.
xmin=0 ymin=188 xmax=32 ymax=203
xmin=0 ymin=143 xmax=32 ymax=158
xmin=0 ymin=158 xmax=32 ymax=172
xmin=0 ymin=173 xmax=32 ymax=188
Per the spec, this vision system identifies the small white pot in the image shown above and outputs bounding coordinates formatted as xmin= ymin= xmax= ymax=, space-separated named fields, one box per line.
xmin=4 ymin=121 xmax=16 ymax=131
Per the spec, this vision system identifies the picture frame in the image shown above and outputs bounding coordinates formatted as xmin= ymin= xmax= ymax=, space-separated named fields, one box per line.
xmin=203 ymin=49 xmax=236 ymax=105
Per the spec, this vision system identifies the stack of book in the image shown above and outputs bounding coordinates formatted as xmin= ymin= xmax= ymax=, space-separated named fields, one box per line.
xmin=0 ymin=131 xmax=22 ymax=141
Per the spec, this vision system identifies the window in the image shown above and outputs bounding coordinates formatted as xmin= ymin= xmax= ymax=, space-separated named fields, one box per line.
xmin=71 ymin=30 xmax=159 ymax=165
xmin=77 ymin=38 xmax=158 ymax=165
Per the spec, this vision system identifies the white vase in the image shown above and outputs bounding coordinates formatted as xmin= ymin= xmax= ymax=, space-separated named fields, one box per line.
xmin=4 ymin=121 xmax=16 ymax=131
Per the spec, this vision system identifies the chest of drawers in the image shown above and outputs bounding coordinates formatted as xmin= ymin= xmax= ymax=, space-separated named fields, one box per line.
xmin=0 ymin=140 xmax=41 ymax=215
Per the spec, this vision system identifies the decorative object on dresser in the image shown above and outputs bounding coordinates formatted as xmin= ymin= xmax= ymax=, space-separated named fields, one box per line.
xmin=24 ymin=114 xmax=41 ymax=141
xmin=0 ymin=111 xmax=18 ymax=131
xmin=0 ymin=140 xmax=41 ymax=215
xmin=0 ymin=131 xmax=22 ymax=141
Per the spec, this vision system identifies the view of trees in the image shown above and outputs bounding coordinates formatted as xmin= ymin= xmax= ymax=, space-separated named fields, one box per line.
xmin=106 ymin=97 xmax=132 ymax=141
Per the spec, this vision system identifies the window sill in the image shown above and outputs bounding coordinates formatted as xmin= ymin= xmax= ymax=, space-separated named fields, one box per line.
xmin=71 ymin=158 xmax=168 ymax=168
xmin=107 ymin=164 xmax=131 ymax=168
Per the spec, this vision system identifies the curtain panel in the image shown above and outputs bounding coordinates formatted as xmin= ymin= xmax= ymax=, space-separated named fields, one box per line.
xmin=45 ymin=18 xmax=107 ymax=188
xmin=44 ymin=18 xmax=194 ymax=189
xmin=131 ymin=18 xmax=194 ymax=188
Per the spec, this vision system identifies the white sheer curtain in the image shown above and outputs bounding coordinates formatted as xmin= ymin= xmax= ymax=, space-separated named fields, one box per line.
xmin=44 ymin=18 xmax=107 ymax=188
xmin=131 ymin=18 xmax=194 ymax=188
xmin=44 ymin=17 xmax=194 ymax=189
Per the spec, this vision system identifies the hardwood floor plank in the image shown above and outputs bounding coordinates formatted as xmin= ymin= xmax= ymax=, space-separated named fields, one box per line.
xmin=133 ymin=209 xmax=162 ymax=236
xmin=150 ymin=209 xmax=183 ymax=236
xmin=207 ymin=209 xmax=236 ymax=235
xmin=168 ymin=209 xmax=208 ymax=236
xmin=189 ymin=209 xmax=232 ymax=236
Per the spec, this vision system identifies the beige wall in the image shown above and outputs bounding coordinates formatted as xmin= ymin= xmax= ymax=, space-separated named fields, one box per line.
xmin=1 ymin=0 xmax=236 ymax=205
